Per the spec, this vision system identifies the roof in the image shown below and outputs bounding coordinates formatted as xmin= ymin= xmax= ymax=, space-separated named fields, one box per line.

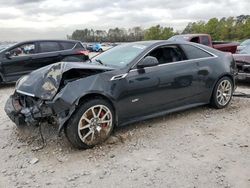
xmin=128 ymin=40 xmax=190 ymax=47
xmin=174 ymin=34 xmax=210 ymax=37
xmin=16 ymin=39 xmax=81 ymax=44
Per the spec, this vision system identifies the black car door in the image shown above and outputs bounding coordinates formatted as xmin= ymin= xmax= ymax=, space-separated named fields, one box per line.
xmin=118 ymin=45 xmax=200 ymax=122
xmin=31 ymin=41 xmax=62 ymax=68
xmin=1 ymin=42 xmax=38 ymax=82
xmin=180 ymin=44 xmax=217 ymax=101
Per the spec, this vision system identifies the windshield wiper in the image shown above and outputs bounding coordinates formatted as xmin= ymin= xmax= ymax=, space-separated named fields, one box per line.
xmin=95 ymin=59 xmax=104 ymax=65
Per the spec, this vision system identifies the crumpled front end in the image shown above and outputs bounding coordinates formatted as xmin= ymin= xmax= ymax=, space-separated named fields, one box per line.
xmin=15 ymin=62 xmax=64 ymax=101
xmin=4 ymin=93 xmax=54 ymax=127
xmin=4 ymin=61 xmax=114 ymax=131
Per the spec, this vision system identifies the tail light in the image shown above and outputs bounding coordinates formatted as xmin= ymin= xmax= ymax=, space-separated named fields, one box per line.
xmin=77 ymin=50 xmax=89 ymax=56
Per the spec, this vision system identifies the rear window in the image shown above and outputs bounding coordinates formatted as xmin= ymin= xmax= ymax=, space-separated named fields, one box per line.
xmin=39 ymin=42 xmax=61 ymax=53
xmin=180 ymin=44 xmax=212 ymax=59
xmin=60 ymin=42 xmax=75 ymax=50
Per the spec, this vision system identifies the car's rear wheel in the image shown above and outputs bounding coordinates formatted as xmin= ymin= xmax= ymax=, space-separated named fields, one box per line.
xmin=211 ymin=76 xmax=233 ymax=109
xmin=65 ymin=99 xmax=115 ymax=149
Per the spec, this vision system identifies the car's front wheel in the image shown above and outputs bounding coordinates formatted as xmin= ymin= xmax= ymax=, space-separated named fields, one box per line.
xmin=65 ymin=99 xmax=115 ymax=149
xmin=211 ymin=76 xmax=233 ymax=109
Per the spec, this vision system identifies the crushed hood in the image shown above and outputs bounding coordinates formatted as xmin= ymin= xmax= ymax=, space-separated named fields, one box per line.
xmin=16 ymin=62 xmax=114 ymax=100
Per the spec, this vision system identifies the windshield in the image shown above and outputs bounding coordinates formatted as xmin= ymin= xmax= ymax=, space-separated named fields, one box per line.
xmin=0 ymin=43 xmax=16 ymax=52
xmin=168 ymin=35 xmax=189 ymax=41
xmin=0 ymin=45 xmax=7 ymax=52
xmin=91 ymin=43 xmax=149 ymax=68
xmin=241 ymin=39 xmax=250 ymax=46
xmin=239 ymin=45 xmax=250 ymax=54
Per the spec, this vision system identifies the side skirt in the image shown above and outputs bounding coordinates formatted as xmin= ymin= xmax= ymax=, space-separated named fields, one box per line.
xmin=118 ymin=102 xmax=208 ymax=127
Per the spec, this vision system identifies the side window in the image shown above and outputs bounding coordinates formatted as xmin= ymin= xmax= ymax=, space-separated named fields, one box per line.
xmin=200 ymin=36 xmax=210 ymax=46
xmin=180 ymin=44 xmax=212 ymax=59
xmin=60 ymin=42 xmax=75 ymax=50
xmin=190 ymin=37 xmax=200 ymax=43
xmin=39 ymin=42 xmax=61 ymax=53
xmin=9 ymin=43 xmax=36 ymax=57
xmin=148 ymin=46 xmax=186 ymax=64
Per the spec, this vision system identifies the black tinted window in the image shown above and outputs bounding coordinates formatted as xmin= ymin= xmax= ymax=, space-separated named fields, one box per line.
xmin=200 ymin=36 xmax=210 ymax=46
xmin=60 ymin=42 xmax=75 ymax=50
xmin=190 ymin=37 xmax=199 ymax=43
xmin=148 ymin=46 xmax=186 ymax=64
xmin=180 ymin=44 xmax=212 ymax=59
xmin=39 ymin=42 xmax=61 ymax=53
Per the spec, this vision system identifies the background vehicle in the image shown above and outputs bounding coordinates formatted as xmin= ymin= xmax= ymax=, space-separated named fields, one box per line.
xmin=0 ymin=40 xmax=89 ymax=84
xmin=233 ymin=51 xmax=250 ymax=81
xmin=233 ymin=41 xmax=250 ymax=81
xmin=169 ymin=34 xmax=239 ymax=53
xmin=87 ymin=43 xmax=103 ymax=52
xmin=5 ymin=41 xmax=236 ymax=149
xmin=236 ymin=39 xmax=250 ymax=54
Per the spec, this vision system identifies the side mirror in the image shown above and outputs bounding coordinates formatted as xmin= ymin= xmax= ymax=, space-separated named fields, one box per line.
xmin=137 ymin=56 xmax=159 ymax=68
xmin=5 ymin=52 xmax=11 ymax=59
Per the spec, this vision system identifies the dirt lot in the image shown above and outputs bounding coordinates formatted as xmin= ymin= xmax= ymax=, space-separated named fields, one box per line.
xmin=0 ymin=83 xmax=250 ymax=188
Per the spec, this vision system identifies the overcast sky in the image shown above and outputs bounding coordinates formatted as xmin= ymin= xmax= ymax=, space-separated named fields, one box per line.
xmin=0 ymin=0 xmax=249 ymax=41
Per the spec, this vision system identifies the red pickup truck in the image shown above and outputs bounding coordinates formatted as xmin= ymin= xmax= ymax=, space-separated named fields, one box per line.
xmin=169 ymin=34 xmax=239 ymax=53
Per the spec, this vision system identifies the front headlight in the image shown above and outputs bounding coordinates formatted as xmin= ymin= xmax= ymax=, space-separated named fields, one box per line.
xmin=15 ymin=75 xmax=28 ymax=89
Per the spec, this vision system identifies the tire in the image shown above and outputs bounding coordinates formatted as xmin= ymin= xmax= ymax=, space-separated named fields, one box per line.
xmin=65 ymin=99 xmax=115 ymax=149
xmin=210 ymin=76 xmax=233 ymax=109
xmin=98 ymin=48 xmax=103 ymax=52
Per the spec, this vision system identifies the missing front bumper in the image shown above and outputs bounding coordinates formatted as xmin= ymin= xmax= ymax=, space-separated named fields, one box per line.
xmin=4 ymin=96 xmax=26 ymax=126
xmin=4 ymin=94 xmax=75 ymax=133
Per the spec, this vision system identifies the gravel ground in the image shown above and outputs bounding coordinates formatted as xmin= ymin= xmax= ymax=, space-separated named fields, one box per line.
xmin=0 ymin=82 xmax=250 ymax=188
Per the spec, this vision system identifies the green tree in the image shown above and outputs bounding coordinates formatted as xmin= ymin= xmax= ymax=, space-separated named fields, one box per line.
xmin=144 ymin=25 xmax=175 ymax=40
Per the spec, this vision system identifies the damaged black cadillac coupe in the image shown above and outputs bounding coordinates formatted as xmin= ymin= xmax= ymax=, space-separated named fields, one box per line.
xmin=5 ymin=41 xmax=236 ymax=149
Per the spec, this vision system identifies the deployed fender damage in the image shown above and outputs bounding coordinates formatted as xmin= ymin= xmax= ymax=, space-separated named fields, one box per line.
xmin=4 ymin=62 xmax=114 ymax=133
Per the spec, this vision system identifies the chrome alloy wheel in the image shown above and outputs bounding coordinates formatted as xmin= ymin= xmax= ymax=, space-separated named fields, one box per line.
xmin=78 ymin=105 xmax=113 ymax=146
xmin=216 ymin=80 xmax=232 ymax=106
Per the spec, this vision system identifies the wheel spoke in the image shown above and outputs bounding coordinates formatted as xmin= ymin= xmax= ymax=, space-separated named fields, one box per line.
xmin=91 ymin=107 xmax=97 ymax=118
xmin=99 ymin=120 xmax=111 ymax=124
xmin=97 ymin=106 xmax=103 ymax=118
xmin=82 ymin=116 xmax=91 ymax=124
xmin=225 ymin=86 xmax=231 ymax=91
xmin=82 ymin=130 xmax=93 ymax=142
xmin=90 ymin=132 xmax=95 ymax=142
xmin=79 ymin=123 xmax=90 ymax=130
xmin=219 ymin=97 xmax=223 ymax=104
xmin=101 ymin=111 xmax=109 ymax=120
